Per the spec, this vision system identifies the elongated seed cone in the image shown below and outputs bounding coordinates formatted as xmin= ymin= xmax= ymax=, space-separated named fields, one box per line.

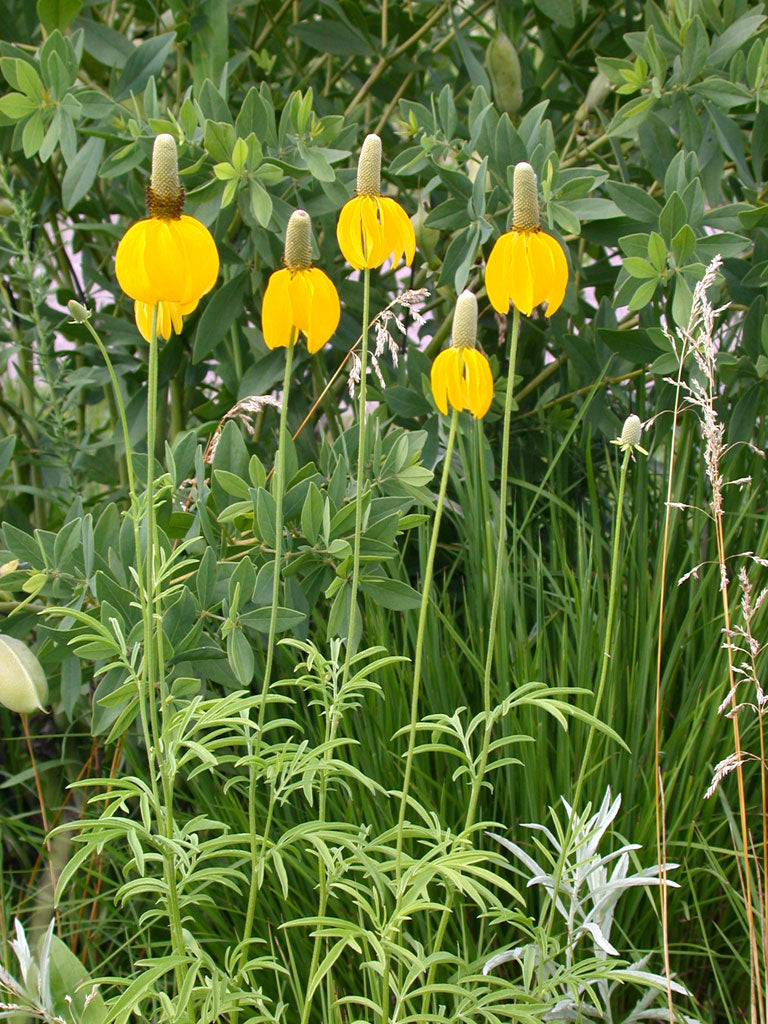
xmin=452 ymin=290 xmax=478 ymax=349
xmin=285 ymin=210 xmax=313 ymax=270
xmin=357 ymin=134 xmax=382 ymax=196
xmin=512 ymin=162 xmax=539 ymax=231
xmin=147 ymin=133 xmax=184 ymax=218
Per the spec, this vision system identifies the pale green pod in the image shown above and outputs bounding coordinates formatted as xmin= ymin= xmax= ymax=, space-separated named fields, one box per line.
xmin=0 ymin=635 xmax=49 ymax=714
xmin=487 ymin=33 xmax=523 ymax=116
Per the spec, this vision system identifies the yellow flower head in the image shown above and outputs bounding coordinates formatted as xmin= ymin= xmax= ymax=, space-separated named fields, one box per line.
xmin=336 ymin=133 xmax=416 ymax=271
xmin=115 ymin=134 xmax=219 ymax=341
xmin=262 ymin=210 xmax=340 ymax=354
xmin=430 ymin=290 xmax=494 ymax=418
xmin=484 ymin=161 xmax=568 ymax=317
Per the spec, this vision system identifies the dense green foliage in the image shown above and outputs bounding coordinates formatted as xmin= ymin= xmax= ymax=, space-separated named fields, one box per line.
xmin=1 ymin=1 xmax=768 ymax=1021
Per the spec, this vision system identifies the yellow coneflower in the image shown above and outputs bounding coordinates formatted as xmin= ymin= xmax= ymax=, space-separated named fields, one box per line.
xmin=484 ymin=161 xmax=568 ymax=317
xmin=262 ymin=210 xmax=340 ymax=353
xmin=115 ymin=134 xmax=219 ymax=341
xmin=430 ymin=290 xmax=494 ymax=418
xmin=336 ymin=133 xmax=416 ymax=271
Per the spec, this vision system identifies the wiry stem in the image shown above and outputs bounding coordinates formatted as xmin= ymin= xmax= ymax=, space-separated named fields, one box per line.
xmin=543 ymin=446 xmax=632 ymax=946
xmin=421 ymin=309 xmax=520 ymax=1016
xmin=387 ymin=408 xmax=459 ymax=1024
xmin=245 ymin=338 xmax=295 ymax=953
xmin=302 ymin=270 xmax=370 ymax=1024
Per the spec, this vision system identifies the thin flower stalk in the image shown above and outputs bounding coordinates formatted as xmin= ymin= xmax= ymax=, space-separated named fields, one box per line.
xmin=543 ymin=441 xmax=633 ymax=951
xmin=72 ymin=303 xmax=182 ymax=972
xmin=420 ymin=308 xmax=520 ymax=1018
xmin=244 ymin=334 xmax=295 ymax=953
xmin=145 ymin=308 xmax=187 ymax=986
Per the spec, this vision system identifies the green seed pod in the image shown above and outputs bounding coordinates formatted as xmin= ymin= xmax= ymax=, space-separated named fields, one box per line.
xmin=410 ymin=204 xmax=439 ymax=263
xmin=0 ymin=635 xmax=48 ymax=714
xmin=487 ymin=33 xmax=523 ymax=117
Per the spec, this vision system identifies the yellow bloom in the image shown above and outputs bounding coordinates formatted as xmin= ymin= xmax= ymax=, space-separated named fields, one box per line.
xmin=115 ymin=134 xmax=219 ymax=339
xmin=336 ymin=133 xmax=415 ymax=271
xmin=261 ymin=210 xmax=340 ymax=354
xmin=484 ymin=161 xmax=568 ymax=317
xmin=430 ymin=290 xmax=494 ymax=418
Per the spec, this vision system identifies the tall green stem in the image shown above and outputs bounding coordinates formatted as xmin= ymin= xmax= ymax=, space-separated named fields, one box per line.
xmin=385 ymin=408 xmax=459 ymax=1024
xmin=146 ymin=313 xmax=187 ymax=981
xmin=243 ymin=338 xmax=295 ymax=952
xmin=420 ymin=308 xmax=520 ymax=1017
xmin=394 ymin=409 xmax=459 ymax=873
xmin=543 ymin=445 xmax=632 ymax=943
xmin=342 ymin=266 xmax=371 ymax=678
xmin=301 ymin=269 xmax=370 ymax=1024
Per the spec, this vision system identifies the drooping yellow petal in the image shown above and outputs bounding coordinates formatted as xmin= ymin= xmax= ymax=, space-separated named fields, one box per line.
xmin=541 ymin=232 xmax=568 ymax=315
xmin=337 ymin=196 xmax=367 ymax=269
xmin=359 ymin=195 xmax=383 ymax=267
xmin=507 ymin=230 xmax=534 ymax=316
xmin=173 ymin=215 xmax=220 ymax=302
xmin=286 ymin=271 xmax=312 ymax=334
xmin=463 ymin=348 xmax=494 ymax=418
xmin=134 ymin=301 xmax=152 ymax=341
xmin=379 ymin=197 xmax=416 ymax=268
xmin=446 ymin=350 xmax=465 ymax=412
xmin=430 ymin=350 xmax=451 ymax=414
xmin=305 ymin=268 xmax=340 ymax=353
xmin=144 ymin=219 xmax=193 ymax=303
xmin=528 ymin=231 xmax=555 ymax=310
xmin=116 ymin=221 xmax=154 ymax=303
xmin=262 ymin=268 xmax=295 ymax=349
xmin=484 ymin=231 xmax=512 ymax=314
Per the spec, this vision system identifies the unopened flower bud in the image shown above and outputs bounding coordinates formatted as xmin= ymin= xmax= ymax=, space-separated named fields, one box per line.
xmin=147 ymin=133 xmax=184 ymax=219
xmin=0 ymin=635 xmax=48 ymax=714
xmin=575 ymin=71 xmax=612 ymax=123
xmin=487 ymin=33 xmax=523 ymax=116
xmin=356 ymin=134 xmax=382 ymax=197
xmin=451 ymin=290 xmax=478 ymax=349
xmin=284 ymin=210 xmax=313 ymax=271
xmin=620 ymin=413 xmax=643 ymax=448
xmin=67 ymin=299 xmax=91 ymax=322
xmin=410 ymin=204 xmax=439 ymax=262
xmin=512 ymin=162 xmax=539 ymax=231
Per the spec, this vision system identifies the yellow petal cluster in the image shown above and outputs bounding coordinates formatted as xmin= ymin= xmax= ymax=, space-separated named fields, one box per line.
xmin=115 ymin=134 xmax=219 ymax=341
xmin=262 ymin=268 xmax=340 ymax=354
xmin=336 ymin=134 xmax=415 ymax=271
xmin=262 ymin=210 xmax=340 ymax=354
xmin=484 ymin=161 xmax=568 ymax=317
xmin=430 ymin=291 xmax=494 ymax=418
